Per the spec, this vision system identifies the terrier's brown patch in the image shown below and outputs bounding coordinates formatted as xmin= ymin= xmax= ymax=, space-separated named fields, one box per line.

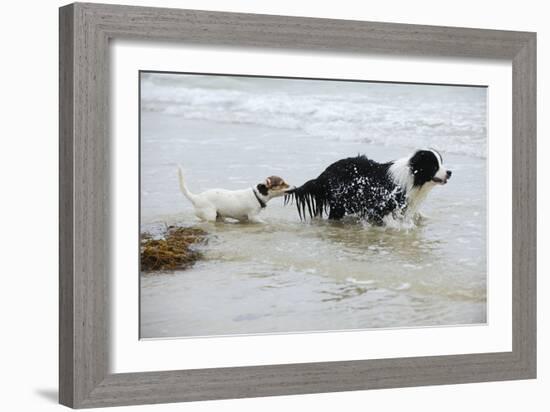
xmin=265 ymin=176 xmax=289 ymax=189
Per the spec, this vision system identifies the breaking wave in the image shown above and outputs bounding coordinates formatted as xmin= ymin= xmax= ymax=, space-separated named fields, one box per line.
xmin=141 ymin=73 xmax=487 ymax=158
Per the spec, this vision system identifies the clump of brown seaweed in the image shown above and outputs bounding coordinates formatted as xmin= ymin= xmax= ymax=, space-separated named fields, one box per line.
xmin=140 ymin=226 xmax=208 ymax=272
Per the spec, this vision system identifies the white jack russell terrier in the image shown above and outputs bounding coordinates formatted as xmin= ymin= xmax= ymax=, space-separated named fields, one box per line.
xmin=178 ymin=167 xmax=291 ymax=223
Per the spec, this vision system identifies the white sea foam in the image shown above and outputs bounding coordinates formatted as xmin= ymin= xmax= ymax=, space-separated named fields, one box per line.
xmin=141 ymin=73 xmax=487 ymax=159
xmin=395 ymin=282 xmax=412 ymax=291
xmin=346 ymin=277 xmax=376 ymax=285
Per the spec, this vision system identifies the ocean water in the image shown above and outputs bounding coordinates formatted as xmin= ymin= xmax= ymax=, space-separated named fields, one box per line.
xmin=140 ymin=72 xmax=487 ymax=338
xmin=141 ymin=73 xmax=487 ymax=158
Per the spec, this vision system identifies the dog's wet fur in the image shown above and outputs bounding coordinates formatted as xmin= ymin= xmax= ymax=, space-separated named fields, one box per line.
xmin=285 ymin=149 xmax=451 ymax=225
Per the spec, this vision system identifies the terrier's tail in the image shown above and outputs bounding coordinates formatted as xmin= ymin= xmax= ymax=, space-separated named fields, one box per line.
xmin=284 ymin=179 xmax=328 ymax=220
xmin=177 ymin=167 xmax=198 ymax=206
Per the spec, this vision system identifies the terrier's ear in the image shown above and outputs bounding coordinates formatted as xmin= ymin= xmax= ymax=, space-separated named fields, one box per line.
xmin=256 ymin=183 xmax=269 ymax=196
xmin=265 ymin=177 xmax=272 ymax=188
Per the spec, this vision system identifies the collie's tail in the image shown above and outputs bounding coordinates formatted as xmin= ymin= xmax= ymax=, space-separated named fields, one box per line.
xmin=177 ymin=167 xmax=198 ymax=206
xmin=284 ymin=179 xmax=328 ymax=220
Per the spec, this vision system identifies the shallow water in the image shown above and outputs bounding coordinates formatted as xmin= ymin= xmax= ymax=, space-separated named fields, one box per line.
xmin=140 ymin=75 xmax=487 ymax=338
xmin=140 ymin=118 xmax=486 ymax=338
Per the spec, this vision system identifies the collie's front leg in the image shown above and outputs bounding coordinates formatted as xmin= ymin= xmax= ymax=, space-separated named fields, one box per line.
xmin=247 ymin=214 xmax=265 ymax=224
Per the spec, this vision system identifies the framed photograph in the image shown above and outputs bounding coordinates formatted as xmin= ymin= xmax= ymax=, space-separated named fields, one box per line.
xmin=59 ymin=2 xmax=536 ymax=408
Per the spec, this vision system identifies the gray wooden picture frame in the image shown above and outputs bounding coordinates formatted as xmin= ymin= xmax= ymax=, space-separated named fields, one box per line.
xmin=59 ymin=2 xmax=536 ymax=408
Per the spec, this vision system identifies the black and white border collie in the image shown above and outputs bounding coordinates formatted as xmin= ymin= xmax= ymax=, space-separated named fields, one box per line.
xmin=285 ymin=149 xmax=451 ymax=225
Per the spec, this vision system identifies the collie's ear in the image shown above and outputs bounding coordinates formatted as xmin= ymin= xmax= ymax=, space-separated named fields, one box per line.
xmin=256 ymin=183 xmax=269 ymax=196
